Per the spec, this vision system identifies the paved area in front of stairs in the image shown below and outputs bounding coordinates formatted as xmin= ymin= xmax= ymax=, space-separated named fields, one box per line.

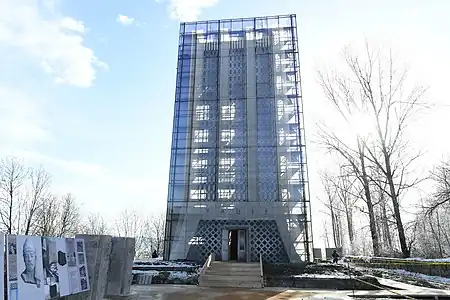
xmin=131 ymin=283 xmax=450 ymax=300
xmin=132 ymin=285 xmax=354 ymax=299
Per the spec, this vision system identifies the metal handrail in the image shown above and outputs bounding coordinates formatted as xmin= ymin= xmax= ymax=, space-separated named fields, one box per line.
xmin=259 ymin=253 xmax=264 ymax=288
xmin=199 ymin=253 xmax=215 ymax=278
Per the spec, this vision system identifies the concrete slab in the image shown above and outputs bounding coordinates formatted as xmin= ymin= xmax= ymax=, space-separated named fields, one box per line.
xmin=131 ymin=283 xmax=450 ymax=300
xmin=131 ymin=285 xmax=352 ymax=300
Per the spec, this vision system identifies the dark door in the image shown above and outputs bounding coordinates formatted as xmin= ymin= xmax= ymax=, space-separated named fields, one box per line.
xmin=228 ymin=230 xmax=238 ymax=261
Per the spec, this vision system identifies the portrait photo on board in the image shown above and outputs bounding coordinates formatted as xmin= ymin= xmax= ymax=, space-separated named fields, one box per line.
xmin=80 ymin=277 xmax=88 ymax=291
xmin=7 ymin=236 xmax=18 ymax=282
xmin=76 ymin=240 xmax=84 ymax=253
xmin=65 ymin=239 xmax=76 ymax=268
xmin=65 ymin=238 xmax=81 ymax=294
xmin=9 ymin=241 xmax=17 ymax=255
xmin=79 ymin=266 xmax=86 ymax=278
xmin=17 ymin=235 xmax=45 ymax=300
xmin=42 ymin=237 xmax=60 ymax=299
xmin=77 ymin=253 xmax=85 ymax=265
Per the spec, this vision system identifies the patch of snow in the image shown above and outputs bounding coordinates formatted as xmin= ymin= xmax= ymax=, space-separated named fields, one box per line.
xmin=295 ymin=273 xmax=350 ymax=279
xmin=168 ymin=271 xmax=197 ymax=280
xmin=347 ymin=255 xmax=450 ymax=263
xmin=133 ymin=270 xmax=160 ymax=275
xmin=374 ymin=268 xmax=450 ymax=285
xmin=405 ymin=257 xmax=450 ymax=263
xmin=134 ymin=260 xmax=200 ymax=268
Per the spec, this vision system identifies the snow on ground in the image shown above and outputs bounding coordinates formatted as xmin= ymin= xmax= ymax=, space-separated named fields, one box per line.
xmin=373 ymin=268 xmax=450 ymax=285
xmin=347 ymin=255 xmax=450 ymax=263
xmin=405 ymin=257 xmax=450 ymax=262
xmin=133 ymin=260 xmax=200 ymax=268
xmin=294 ymin=273 xmax=350 ymax=279
xmin=168 ymin=271 xmax=194 ymax=280
xmin=133 ymin=270 xmax=160 ymax=275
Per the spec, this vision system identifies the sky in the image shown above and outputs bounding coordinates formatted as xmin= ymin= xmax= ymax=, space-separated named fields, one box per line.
xmin=0 ymin=0 xmax=449 ymax=242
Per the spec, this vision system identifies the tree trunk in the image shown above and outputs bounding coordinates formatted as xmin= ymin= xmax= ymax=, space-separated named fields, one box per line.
xmin=429 ymin=213 xmax=442 ymax=257
xmin=384 ymin=150 xmax=410 ymax=257
xmin=345 ymin=206 xmax=355 ymax=252
xmin=359 ymin=141 xmax=381 ymax=256
xmin=381 ymin=194 xmax=393 ymax=248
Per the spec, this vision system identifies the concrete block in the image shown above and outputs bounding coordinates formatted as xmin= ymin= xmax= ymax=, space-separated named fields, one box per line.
xmin=69 ymin=235 xmax=113 ymax=300
xmin=105 ymin=237 xmax=136 ymax=297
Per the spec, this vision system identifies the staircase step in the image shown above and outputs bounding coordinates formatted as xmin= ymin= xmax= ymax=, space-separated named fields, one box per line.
xmin=199 ymin=278 xmax=262 ymax=288
xmin=199 ymin=262 xmax=263 ymax=289
xmin=205 ymin=270 xmax=260 ymax=276
xmin=201 ymin=274 xmax=261 ymax=281
xmin=211 ymin=262 xmax=259 ymax=267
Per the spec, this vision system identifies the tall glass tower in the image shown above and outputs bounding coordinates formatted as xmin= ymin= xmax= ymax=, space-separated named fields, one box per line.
xmin=164 ymin=14 xmax=313 ymax=263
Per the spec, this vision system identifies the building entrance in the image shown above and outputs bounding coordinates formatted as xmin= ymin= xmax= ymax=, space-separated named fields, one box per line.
xmin=227 ymin=229 xmax=247 ymax=262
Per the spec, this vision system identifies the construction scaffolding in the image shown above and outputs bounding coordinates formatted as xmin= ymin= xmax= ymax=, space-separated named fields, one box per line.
xmin=164 ymin=14 xmax=313 ymax=263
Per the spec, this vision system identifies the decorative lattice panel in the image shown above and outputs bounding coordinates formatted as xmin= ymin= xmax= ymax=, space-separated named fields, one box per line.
xmin=228 ymin=49 xmax=248 ymax=202
xmin=186 ymin=219 xmax=289 ymax=263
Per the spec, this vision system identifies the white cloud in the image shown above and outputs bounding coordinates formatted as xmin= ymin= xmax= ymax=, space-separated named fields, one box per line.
xmin=0 ymin=0 xmax=106 ymax=87
xmin=116 ymin=14 xmax=135 ymax=26
xmin=20 ymin=150 xmax=108 ymax=179
xmin=0 ymin=86 xmax=51 ymax=145
xmin=168 ymin=0 xmax=219 ymax=21
xmin=16 ymin=150 xmax=167 ymax=216
xmin=60 ymin=17 xmax=85 ymax=33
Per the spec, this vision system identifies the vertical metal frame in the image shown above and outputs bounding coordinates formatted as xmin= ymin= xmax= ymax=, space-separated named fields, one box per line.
xmin=164 ymin=14 xmax=313 ymax=262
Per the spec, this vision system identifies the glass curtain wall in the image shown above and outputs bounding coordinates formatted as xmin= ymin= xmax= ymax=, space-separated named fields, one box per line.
xmin=164 ymin=14 xmax=313 ymax=262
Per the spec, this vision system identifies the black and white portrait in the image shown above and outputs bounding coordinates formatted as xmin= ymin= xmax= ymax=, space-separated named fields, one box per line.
xmin=77 ymin=253 xmax=85 ymax=265
xmin=21 ymin=238 xmax=41 ymax=288
xmin=76 ymin=241 xmax=83 ymax=253
xmin=9 ymin=242 xmax=17 ymax=255
xmin=79 ymin=266 xmax=86 ymax=277
xmin=42 ymin=237 xmax=60 ymax=299
xmin=80 ymin=278 xmax=88 ymax=290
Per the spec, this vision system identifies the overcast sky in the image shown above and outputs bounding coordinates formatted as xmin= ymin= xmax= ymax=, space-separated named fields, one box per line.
xmin=0 ymin=0 xmax=449 ymax=243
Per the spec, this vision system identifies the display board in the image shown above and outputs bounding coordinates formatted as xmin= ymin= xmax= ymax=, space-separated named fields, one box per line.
xmin=7 ymin=235 xmax=18 ymax=300
xmin=66 ymin=238 xmax=80 ymax=294
xmin=55 ymin=238 xmax=70 ymax=297
xmin=4 ymin=235 xmax=90 ymax=300
xmin=75 ymin=238 xmax=90 ymax=292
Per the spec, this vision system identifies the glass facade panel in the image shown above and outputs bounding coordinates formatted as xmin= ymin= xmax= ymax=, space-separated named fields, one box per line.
xmin=164 ymin=14 xmax=313 ymax=263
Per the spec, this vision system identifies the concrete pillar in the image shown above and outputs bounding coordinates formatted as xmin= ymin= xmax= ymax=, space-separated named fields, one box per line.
xmin=67 ymin=235 xmax=113 ymax=300
xmin=104 ymin=237 xmax=137 ymax=299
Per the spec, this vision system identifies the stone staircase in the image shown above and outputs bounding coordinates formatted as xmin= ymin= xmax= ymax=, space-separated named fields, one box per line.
xmin=198 ymin=261 xmax=263 ymax=288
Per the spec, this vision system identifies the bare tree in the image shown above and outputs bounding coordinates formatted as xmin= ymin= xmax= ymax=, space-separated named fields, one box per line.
xmin=56 ymin=193 xmax=80 ymax=237
xmin=319 ymin=171 xmax=343 ymax=249
xmin=79 ymin=213 xmax=109 ymax=235
xmin=0 ymin=157 xmax=27 ymax=234
xmin=149 ymin=212 xmax=165 ymax=256
xmin=322 ymin=219 xmax=331 ymax=248
xmin=33 ymin=193 xmax=81 ymax=237
xmin=115 ymin=209 xmax=152 ymax=259
xmin=317 ymin=130 xmax=381 ymax=256
xmin=427 ymin=160 xmax=450 ymax=212
xmin=23 ymin=167 xmax=51 ymax=235
xmin=330 ymin=167 xmax=359 ymax=252
xmin=34 ymin=194 xmax=60 ymax=237
xmin=318 ymin=42 xmax=426 ymax=257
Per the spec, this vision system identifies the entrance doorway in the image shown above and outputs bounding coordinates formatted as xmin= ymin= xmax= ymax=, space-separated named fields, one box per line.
xmin=227 ymin=229 xmax=247 ymax=262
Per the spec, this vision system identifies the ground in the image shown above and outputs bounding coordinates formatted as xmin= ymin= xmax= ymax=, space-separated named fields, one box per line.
xmin=131 ymin=284 xmax=450 ymax=300
xmin=131 ymin=285 xmax=351 ymax=300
